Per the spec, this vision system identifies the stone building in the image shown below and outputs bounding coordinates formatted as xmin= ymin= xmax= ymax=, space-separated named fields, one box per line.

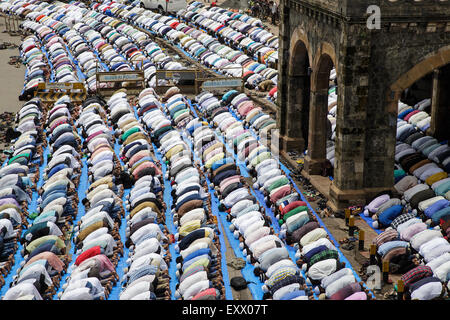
xmin=277 ymin=0 xmax=450 ymax=210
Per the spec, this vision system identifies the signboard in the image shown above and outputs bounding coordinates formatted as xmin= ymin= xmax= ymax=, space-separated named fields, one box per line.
xmin=37 ymin=82 xmax=85 ymax=90
xmin=96 ymin=71 xmax=145 ymax=82
xmin=195 ymin=77 xmax=244 ymax=94
xmin=95 ymin=70 xmax=146 ymax=97
xmin=156 ymin=69 xmax=205 ymax=82
xmin=34 ymin=82 xmax=87 ymax=103
xmin=200 ymin=78 xmax=242 ymax=90
xmin=155 ymin=69 xmax=208 ymax=95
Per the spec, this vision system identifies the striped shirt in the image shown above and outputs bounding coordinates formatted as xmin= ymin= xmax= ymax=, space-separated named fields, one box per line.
xmin=400 ymin=266 xmax=433 ymax=288
xmin=373 ymin=229 xmax=399 ymax=247
xmin=265 ymin=266 xmax=299 ymax=288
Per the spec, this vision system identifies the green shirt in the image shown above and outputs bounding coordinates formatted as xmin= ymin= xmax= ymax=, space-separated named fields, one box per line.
xmin=8 ymin=153 xmax=30 ymax=165
xmin=121 ymin=127 xmax=140 ymax=142
xmin=279 ymin=206 xmax=308 ymax=224
xmin=308 ymin=249 xmax=339 ymax=269
xmin=183 ymin=257 xmax=210 ymax=275
xmin=394 ymin=169 xmax=405 ymax=179
xmin=26 ymin=235 xmax=65 ymax=254
xmin=251 ymin=151 xmax=271 ymax=167
xmin=173 ymin=108 xmax=189 ymax=121
xmin=267 ymin=177 xmax=290 ymax=193
xmin=234 ymin=132 xmax=252 ymax=146
xmin=154 ymin=125 xmax=173 ymax=140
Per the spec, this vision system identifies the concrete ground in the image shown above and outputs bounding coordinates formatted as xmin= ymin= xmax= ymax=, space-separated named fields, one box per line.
xmin=0 ymin=18 xmax=25 ymax=114
xmin=0 ymin=18 xmax=25 ymax=162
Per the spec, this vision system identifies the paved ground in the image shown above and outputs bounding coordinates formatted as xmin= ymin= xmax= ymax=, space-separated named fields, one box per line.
xmin=0 ymin=18 xmax=25 ymax=162
xmin=0 ymin=19 xmax=25 ymax=114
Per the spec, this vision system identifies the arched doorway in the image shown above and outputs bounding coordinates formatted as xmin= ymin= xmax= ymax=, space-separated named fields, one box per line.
xmin=305 ymin=51 xmax=336 ymax=175
xmin=399 ymin=64 xmax=450 ymax=143
xmin=389 ymin=60 xmax=450 ymax=190
xmin=389 ymin=47 xmax=450 ymax=142
xmin=287 ymin=40 xmax=310 ymax=151
xmin=279 ymin=34 xmax=312 ymax=153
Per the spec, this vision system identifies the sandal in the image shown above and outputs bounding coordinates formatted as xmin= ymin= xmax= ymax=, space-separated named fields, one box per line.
xmin=341 ymin=242 xmax=355 ymax=251
xmin=339 ymin=237 xmax=349 ymax=244
xmin=383 ymin=289 xmax=396 ymax=300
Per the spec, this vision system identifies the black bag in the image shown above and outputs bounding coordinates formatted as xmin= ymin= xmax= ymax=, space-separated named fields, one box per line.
xmin=230 ymin=276 xmax=251 ymax=291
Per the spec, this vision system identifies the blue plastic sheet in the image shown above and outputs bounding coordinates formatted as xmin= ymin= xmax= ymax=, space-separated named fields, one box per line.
xmin=188 ymin=98 xmax=376 ymax=298
xmin=150 ymin=139 xmax=181 ymax=300
xmin=106 ymin=138 xmax=131 ymax=300
xmin=53 ymin=153 xmax=89 ymax=298
xmin=185 ymin=100 xmax=315 ymax=299
xmin=0 ymin=131 xmax=50 ymax=296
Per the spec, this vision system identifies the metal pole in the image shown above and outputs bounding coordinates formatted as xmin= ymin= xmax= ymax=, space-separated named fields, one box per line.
xmin=5 ymin=14 xmax=10 ymax=34
xmin=397 ymin=280 xmax=404 ymax=300
xmin=14 ymin=15 xmax=19 ymax=33
xmin=369 ymin=244 xmax=377 ymax=265
xmin=345 ymin=208 xmax=350 ymax=226
xmin=348 ymin=215 xmax=355 ymax=237
xmin=382 ymin=260 xmax=390 ymax=285
xmin=358 ymin=229 xmax=365 ymax=251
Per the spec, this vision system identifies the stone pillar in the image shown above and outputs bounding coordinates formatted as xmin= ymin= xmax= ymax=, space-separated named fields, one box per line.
xmin=430 ymin=67 xmax=450 ymax=141
xmin=277 ymin=0 xmax=306 ymax=152
xmin=305 ymin=55 xmax=333 ymax=175
xmin=304 ymin=87 xmax=328 ymax=174
xmin=276 ymin=0 xmax=290 ymax=140
xmin=285 ymin=72 xmax=309 ymax=151
xmin=329 ymin=23 xmax=396 ymax=211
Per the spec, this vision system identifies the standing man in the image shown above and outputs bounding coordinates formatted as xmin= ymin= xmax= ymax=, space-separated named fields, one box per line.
xmin=271 ymin=1 xmax=278 ymax=25
xmin=252 ymin=1 xmax=260 ymax=18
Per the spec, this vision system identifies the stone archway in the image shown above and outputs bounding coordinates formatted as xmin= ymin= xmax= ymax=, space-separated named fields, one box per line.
xmin=389 ymin=46 xmax=450 ymax=141
xmin=277 ymin=26 xmax=312 ymax=153
xmin=305 ymin=42 xmax=337 ymax=175
xmin=390 ymin=45 xmax=450 ymax=93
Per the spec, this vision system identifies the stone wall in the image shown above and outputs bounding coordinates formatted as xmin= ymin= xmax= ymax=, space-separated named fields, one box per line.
xmin=279 ymin=0 xmax=450 ymax=209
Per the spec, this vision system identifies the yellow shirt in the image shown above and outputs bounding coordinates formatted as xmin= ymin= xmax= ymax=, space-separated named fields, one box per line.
xmin=202 ymin=142 xmax=224 ymax=160
xmin=26 ymin=235 xmax=65 ymax=254
xmin=205 ymin=152 xmax=225 ymax=169
xmin=120 ymin=119 xmax=140 ymax=131
xmin=425 ymin=171 xmax=448 ymax=186
xmin=179 ymin=220 xmax=202 ymax=237
xmin=130 ymin=201 xmax=161 ymax=218
xmin=245 ymin=108 xmax=262 ymax=123
xmin=123 ymin=132 xmax=147 ymax=146
xmin=166 ymin=144 xmax=185 ymax=161
xmin=88 ymin=176 xmax=114 ymax=193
